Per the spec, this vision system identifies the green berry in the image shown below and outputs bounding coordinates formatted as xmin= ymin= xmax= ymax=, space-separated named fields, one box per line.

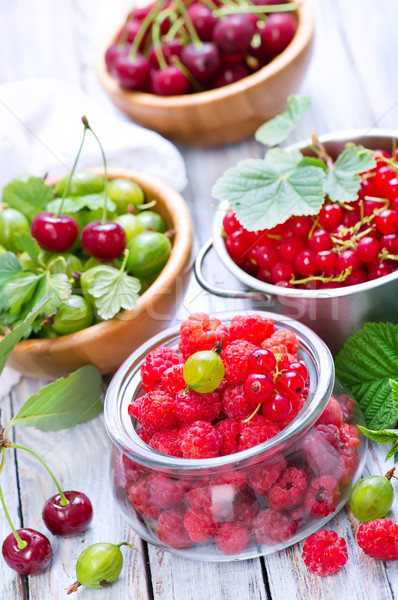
xmin=126 ymin=231 xmax=171 ymax=279
xmin=54 ymin=171 xmax=104 ymax=197
xmin=183 ymin=349 xmax=225 ymax=393
xmin=116 ymin=214 xmax=145 ymax=245
xmin=108 ymin=178 xmax=145 ymax=213
xmin=53 ymin=295 xmax=94 ymax=335
xmin=349 ymin=474 xmax=394 ymax=522
xmin=137 ymin=210 xmax=167 ymax=233
xmin=0 ymin=208 xmax=30 ymax=252
xmin=67 ymin=541 xmax=130 ymax=593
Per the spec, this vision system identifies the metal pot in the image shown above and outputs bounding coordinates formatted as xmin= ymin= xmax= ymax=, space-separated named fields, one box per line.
xmin=195 ymin=130 xmax=398 ymax=355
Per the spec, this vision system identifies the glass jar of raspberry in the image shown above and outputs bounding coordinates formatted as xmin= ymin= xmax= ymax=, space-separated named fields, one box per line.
xmin=104 ymin=311 xmax=366 ymax=561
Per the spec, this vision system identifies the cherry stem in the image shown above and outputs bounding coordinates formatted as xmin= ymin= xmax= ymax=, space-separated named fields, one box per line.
xmin=385 ymin=467 xmax=396 ymax=481
xmin=118 ymin=10 xmax=136 ymax=48
xmin=11 ymin=444 xmax=69 ymax=507
xmin=241 ymin=403 xmax=261 ymax=424
xmin=129 ymin=0 xmax=163 ymax=59
xmin=82 ymin=117 xmax=109 ymax=225
xmin=215 ymin=2 xmax=299 ymax=15
xmin=170 ymin=57 xmax=203 ymax=92
xmin=201 ymin=0 xmax=220 ymax=11
xmin=56 ymin=120 xmax=88 ymax=218
xmin=0 ymin=449 xmax=27 ymax=550
xmin=152 ymin=20 xmax=168 ymax=70
xmin=166 ymin=16 xmax=186 ymax=40
xmin=175 ymin=0 xmax=202 ymax=48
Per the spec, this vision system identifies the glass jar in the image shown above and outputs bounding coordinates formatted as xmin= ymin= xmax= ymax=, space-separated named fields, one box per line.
xmin=104 ymin=311 xmax=367 ymax=562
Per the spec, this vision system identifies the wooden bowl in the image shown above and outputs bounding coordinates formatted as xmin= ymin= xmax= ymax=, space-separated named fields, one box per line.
xmin=4 ymin=168 xmax=193 ymax=380
xmin=95 ymin=1 xmax=314 ymax=146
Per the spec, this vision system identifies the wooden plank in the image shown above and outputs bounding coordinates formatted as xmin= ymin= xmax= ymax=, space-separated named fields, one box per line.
xmin=9 ymin=378 xmax=151 ymax=600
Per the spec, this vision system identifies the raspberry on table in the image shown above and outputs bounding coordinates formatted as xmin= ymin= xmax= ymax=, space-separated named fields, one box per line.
xmin=215 ymin=521 xmax=251 ymax=555
xmin=180 ymin=420 xmax=223 ymax=459
xmin=214 ymin=418 xmax=240 ymax=455
xmin=302 ymin=529 xmax=348 ymax=576
xmin=222 ymin=384 xmax=254 ymax=420
xmin=253 ymin=508 xmax=298 ymax=544
xmin=222 ymin=339 xmax=259 ymax=385
xmin=174 ymin=389 xmax=222 ymax=424
xmin=304 ymin=476 xmax=340 ymax=517
xmin=157 ymin=509 xmax=193 ymax=549
xmin=141 ymin=346 xmax=182 ymax=392
xmin=148 ymin=473 xmax=187 ymax=509
xmin=149 ymin=427 xmax=183 ymax=457
xmin=247 ymin=456 xmax=287 ymax=495
xmin=239 ymin=415 xmax=280 ymax=451
xmin=262 ymin=329 xmax=299 ymax=354
xmin=179 ymin=313 xmax=230 ymax=359
xmin=128 ymin=391 xmax=178 ymax=434
xmin=183 ymin=507 xmax=217 ymax=543
xmin=357 ymin=519 xmax=398 ymax=560
xmin=127 ymin=479 xmax=162 ymax=519
xmin=266 ymin=467 xmax=307 ymax=510
xmin=229 ymin=314 xmax=275 ymax=345
xmin=161 ymin=364 xmax=186 ymax=395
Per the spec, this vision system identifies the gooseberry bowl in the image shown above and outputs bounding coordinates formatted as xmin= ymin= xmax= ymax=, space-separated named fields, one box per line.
xmin=95 ymin=0 xmax=314 ymax=146
xmin=195 ymin=130 xmax=398 ymax=355
xmin=3 ymin=167 xmax=192 ymax=380
xmin=104 ymin=310 xmax=366 ymax=561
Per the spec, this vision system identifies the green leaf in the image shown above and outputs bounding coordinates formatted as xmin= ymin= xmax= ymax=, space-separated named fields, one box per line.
xmin=335 ymin=322 xmax=398 ymax=429
xmin=212 ymin=150 xmax=326 ymax=231
xmin=10 ymin=365 xmax=103 ymax=431
xmin=386 ymin=441 xmax=398 ymax=461
xmin=5 ymin=272 xmax=43 ymax=314
xmin=3 ymin=176 xmax=54 ymax=221
xmin=325 ymin=145 xmax=377 ymax=203
xmin=298 ymin=156 xmax=328 ymax=170
xmin=357 ymin=425 xmax=398 ymax=444
xmin=0 ymin=294 xmax=53 ymax=375
xmin=255 ymin=95 xmax=311 ymax=146
xmin=88 ymin=265 xmax=141 ymax=320
xmin=30 ymin=272 xmax=72 ymax=316
xmin=46 ymin=193 xmax=116 ymax=214
xmin=0 ymin=252 xmax=22 ymax=310
xmin=390 ymin=379 xmax=398 ymax=412
xmin=14 ymin=231 xmax=41 ymax=266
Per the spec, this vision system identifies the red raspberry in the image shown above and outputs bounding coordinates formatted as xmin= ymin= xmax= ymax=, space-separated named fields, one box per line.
xmin=179 ymin=313 xmax=230 ymax=359
xmin=127 ymin=480 xmax=161 ymax=519
xmin=149 ymin=427 xmax=183 ymax=457
xmin=113 ymin=453 xmax=144 ymax=489
xmin=136 ymin=428 xmax=151 ymax=443
xmin=334 ymin=446 xmax=360 ymax=488
xmin=266 ymin=467 xmax=307 ymax=510
xmin=222 ymin=384 xmax=253 ymax=419
xmin=222 ymin=340 xmax=259 ymax=384
xmin=157 ymin=509 xmax=193 ymax=549
xmin=148 ymin=473 xmax=187 ymax=509
xmin=161 ymin=364 xmax=185 ymax=395
xmin=357 ymin=519 xmax=398 ymax=560
xmin=302 ymin=530 xmax=348 ymax=576
xmin=304 ymin=476 xmax=340 ymax=517
xmin=187 ymin=484 xmax=212 ymax=514
xmin=128 ymin=391 xmax=177 ymax=434
xmin=211 ymin=470 xmax=246 ymax=493
xmin=338 ymin=394 xmax=356 ymax=421
xmin=239 ymin=415 xmax=280 ymax=451
xmin=214 ymin=418 xmax=240 ymax=455
xmin=174 ymin=390 xmax=222 ymax=424
xmin=215 ymin=522 xmax=251 ymax=555
xmin=233 ymin=489 xmax=260 ymax=528
xmin=253 ymin=508 xmax=298 ymax=544
xmin=247 ymin=456 xmax=287 ymax=495
xmin=317 ymin=397 xmax=343 ymax=427
xmin=264 ymin=343 xmax=289 ymax=355
xmin=181 ymin=421 xmax=223 ymax=459
xmin=229 ymin=314 xmax=275 ymax=345
xmin=339 ymin=422 xmax=360 ymax=448
xmin=302 ymin=424 xmax=341 ymax=476
xmin=141 ymin=347 xmax=182 ymax=392
xmin=262 ymin=329 xmax=299 ymax=354
xmin=183 ymin=508 xmax=217 ymax=543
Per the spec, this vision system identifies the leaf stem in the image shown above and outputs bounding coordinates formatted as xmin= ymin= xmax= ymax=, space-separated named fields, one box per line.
xmin=0 ymin=449 xmax=27 ymax=549
xmin=56 ymin=121 xmax=88 ymax=218
xmin=11 ymin=444 xmax=69 ymax=506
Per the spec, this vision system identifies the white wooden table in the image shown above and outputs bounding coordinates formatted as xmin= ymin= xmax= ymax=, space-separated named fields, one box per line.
xmin=1 ymin=0 xmax=398 ymax=598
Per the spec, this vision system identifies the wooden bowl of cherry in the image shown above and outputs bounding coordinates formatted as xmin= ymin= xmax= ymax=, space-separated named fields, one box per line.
xmin=95 ymin=0 xmax=314 ymax=147
xmin=5 ymin=168 xmax=193 ymax=380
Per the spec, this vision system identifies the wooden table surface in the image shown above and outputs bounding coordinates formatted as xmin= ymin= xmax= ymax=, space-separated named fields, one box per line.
xmin=1 ymin=0 xmax=398 ymax=598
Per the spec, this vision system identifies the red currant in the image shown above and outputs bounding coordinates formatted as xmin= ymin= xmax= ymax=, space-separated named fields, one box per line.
xmin=356 ymin=236 xmax=380 ymax=262
xmin=243 ymin=373 xmax=274 ymax=404
xmin=381 ymin=233 xmax=398 ymax=254
xmin=223 ymin=211 xmax=241 ymax=235
xmin=318 ymin=203 xmax=342 ymax=230
xmin=262 ymin=393 xmax=292 ymax=421
xmin=315 ymin=250 xmax=337 ymax=273
xmin=225 ymin=229 xmax=251 ymax=263
xmin=294 ymin=249 xmax=317 ymax=277
xmin=375 ymin=209 xmax=398 ymax=234
xmin=248 ymin=348 xmax=277 ymax=375
xmin=271 ymin=260 xmax=295 ymax=284
xmin=308 ymin=229 xmax=331 ymax=252
xmin=384 ymin=178 xmax=398 ymax=201
xmin=289 ymin=361 xmax=308 ymax=382
xmin=289 ymin=216 xmax=313 ymax=238
xmin=256 ymin=244 xmax=279 ymax=270
xmin=336 ymin=249 xmax=361 ymax=273
xmin=368 ymin=261 xmax=393 ymax=280
xmin=278 ymin=371 xmax=305 ymax=395
xmin=279 ymin=237 xmax=305 ymax=261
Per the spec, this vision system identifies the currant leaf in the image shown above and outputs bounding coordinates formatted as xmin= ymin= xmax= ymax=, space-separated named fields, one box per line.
xmin=2 ymin=176 xmax=54 ymax=221
xmin=335 ymin=322 xmax=398 ymax=429
xmin=255 ymin=94 xmax=311 ymax=146
xmin=325 ymin=145 xmax=377 ymax=204
xmin=88 ymin=264 xmax=141 ymax=320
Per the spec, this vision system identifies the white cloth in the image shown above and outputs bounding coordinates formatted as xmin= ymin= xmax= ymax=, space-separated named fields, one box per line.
xmin=0 ymin=77 xmax=187 ymax=394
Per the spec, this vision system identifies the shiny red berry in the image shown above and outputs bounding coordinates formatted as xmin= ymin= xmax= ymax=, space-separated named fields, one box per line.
xmin=31 ymin=212 xmax=78 ymax=252
xmin=42 ymin=491 xmax=93 ymax=536
xmin=248 ymin=349 xmax=277 ymax=375
xmin=279 ymin=371 xmax=305 ymax=395
xmin=263 ymin=393 xmax=292 ymax=421
xmin=81 ymin=220 xmax=126 ymax=259
xmin=375 ymin=209 xmax=398 ymax=234
xmin=244 ymin=373 xmax=274 ymax=404
xmin=2 ymin=529 xmax=52 ymax=575
xmin=356 ymin=236 xmax=380 ymax=262
xmin=318 ymin=204 xmax=342 ymax=230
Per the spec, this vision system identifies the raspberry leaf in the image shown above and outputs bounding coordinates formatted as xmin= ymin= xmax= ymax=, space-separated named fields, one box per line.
xmin=3 ymin=176 xmax=54 ymax=221
xmin=325 ymin=145 xmax=376 ymax=204
xmin=335 ymin=323 xmax=398 ymax=429
xmin=212 ymin=150 xmax=326 ymax=231
xmin=255 ymin=94 xmax=311 ymax=147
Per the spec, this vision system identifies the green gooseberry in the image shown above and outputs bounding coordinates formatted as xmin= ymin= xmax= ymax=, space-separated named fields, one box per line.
xmin=39 ymin=252 xmax=83 ymax=278
xmin=108 ymin=178 xmax=145 ymax=213
xmin=83 ymin=207 xmax=117 ymax=225
xmin=18 ymin=251 xmax=36 ymax=270
xmin=80 ymin=265 xmax=108 ymax=304
xmin=0 ymin=208 xmax=30 ymax=253
xmin=83 ymin=257 xmax=101 ymax=272
xmin=52 ymin=295 xmax=94 ymax=335
xmin=115 ymin=214 xmax=145 ymax=245
xmin=349 ymin=471 xmax=395 ymax=522
xmin=183 ymin=348 xmax=225 ymax=393
xmin=0 ymin=245 xmax=6 ymax=258
xmin=54 ymin=171 xmax=104 ymax=197
xmin=136 ymin=210 xmax=167 ymax=233
xmin=126 ymin=231 xmax=171 ymax=279
xmin=67 ymin=541 xmax=131 ymax=593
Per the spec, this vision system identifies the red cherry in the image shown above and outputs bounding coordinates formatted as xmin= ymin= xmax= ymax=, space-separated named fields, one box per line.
xmin=213 ymin=14 xmax=256 ymax=54
xmin=244 ymin=373 xmax=274 ymax=404
xmin=31 ymin=212 xmax=78 ymax=252
xmin=248 ymin=348 xmax=277 ymax=375
xmin=180 ymin=42 xmax=220 ymax=82
xmin=188 ymin=3 xmax=219 ymax=41
xmin=2 ymin=529 xmax=52 ymax=575
xmin=113 ymin=53 xmax=151 ymax=90
xmin=105 ymin=42 xmax=132 ymax=75
xmin=81 ymin=220 xmax=126 ymax=259
xmin=212 ymin=64 xmax=250 ymax=88
xmin=151 ymin=66 xmax=190 ymax=96
xmin=42 ymin=491 xmax=93 ymax=536
xmin=260 ymin=12 xmax=297 ymax=57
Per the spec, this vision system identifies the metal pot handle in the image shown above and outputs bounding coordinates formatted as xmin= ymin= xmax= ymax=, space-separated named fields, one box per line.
xmin=194 ymin=238 xmax=274 ymax=303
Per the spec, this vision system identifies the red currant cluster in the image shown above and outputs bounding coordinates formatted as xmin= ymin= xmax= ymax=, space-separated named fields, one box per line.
xmin=223 ymin=149 xmax=398 ymax=289
xmin=114 ymin=313 xmax=361 ymax=556
xmin=105 ymin=0 xmax=297 ymax=96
